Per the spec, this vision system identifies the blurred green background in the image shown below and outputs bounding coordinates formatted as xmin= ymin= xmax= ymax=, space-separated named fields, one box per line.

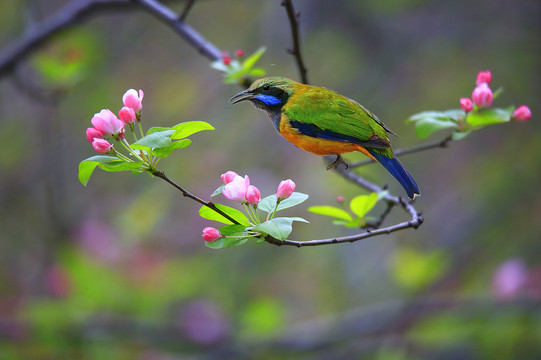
xmin=0 ymin=0 xmax=540 ymax=359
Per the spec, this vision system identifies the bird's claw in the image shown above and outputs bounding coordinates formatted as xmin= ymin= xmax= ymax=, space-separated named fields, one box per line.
xmin=327 ymin=155 xmax=349 ymax=170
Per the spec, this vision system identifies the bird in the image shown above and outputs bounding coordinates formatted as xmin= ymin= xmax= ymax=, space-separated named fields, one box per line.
xmin=229 ymin=76 xmax=420 ymax=199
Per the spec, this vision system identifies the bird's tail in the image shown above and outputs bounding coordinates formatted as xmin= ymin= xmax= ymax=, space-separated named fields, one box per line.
xmin=367 ymin=149 xmax=420 ymax=199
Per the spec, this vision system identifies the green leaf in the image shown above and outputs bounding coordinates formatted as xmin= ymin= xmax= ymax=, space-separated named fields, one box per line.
xmin=152 ymin=139 xmax=191 ymax=158
xmin=242 ymin=47 xmax=266 ymax=70
xmin=147 ymin=126 xmax=170 ymax=135
xmin=98 ymin=160 xmax=144 ymax=172
xmin=391 ymin=247 xmax=449 ymax=290
xmin=466 ymin=107 xmax=513 ymax=128
xmin=308 ymin=206 xmax=353 ymax=221
xmin=349 ymin=192 xmax=379 ymax=218
xmin=406 ymin=110 xmax=463 ymax=139
xmin=199 ymin=204 xmax=251 ymax=226
xmin=332 ymin=218 xmax=362 ymax=228
xmin=131 ymin=130 xmax=174 ymax=150
xmin=248 ymin=68 xmax=266 ymax=77
xmin=250 ymin=217 xmax=307 ymax=241
xmin=211 ymin=184 xmax=226 ymax=198
xmin=257 ymin=192 xmax=309 ymax=214
xmin=205 ymin=237 xmax=248 ymax=249
xmin=78 ymin=155 xmax=120 ymax=186
xmin=451 ymin=129 xmax=472 ymax=141
xmin=170 ymin=121 xmax=215 ymax=139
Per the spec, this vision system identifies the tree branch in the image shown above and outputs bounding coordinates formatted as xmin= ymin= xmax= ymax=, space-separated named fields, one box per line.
xmin=349 ymin=135 xmax=453 ymax=168
xmin=281 ymin=0 xmax=309 ymax=84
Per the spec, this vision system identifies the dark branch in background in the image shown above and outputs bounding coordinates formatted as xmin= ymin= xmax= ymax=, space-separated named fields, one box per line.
xmin=178 ymin=0 xmax=197 ymax=21
xmin=281 ymin=0 xmax=309 ymax=84
xmin=0 ymin=0 xmax=131 ymax=78
xmin=349 ymin=135 xmax=454 ymax=168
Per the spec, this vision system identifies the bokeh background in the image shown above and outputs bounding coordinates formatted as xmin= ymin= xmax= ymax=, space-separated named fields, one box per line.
xmin=0 ymin=0 xmax=540 ymax=358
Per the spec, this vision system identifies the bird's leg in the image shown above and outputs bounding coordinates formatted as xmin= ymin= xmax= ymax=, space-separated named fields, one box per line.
xmin=326 ymin=154 xmax=349 ymax=170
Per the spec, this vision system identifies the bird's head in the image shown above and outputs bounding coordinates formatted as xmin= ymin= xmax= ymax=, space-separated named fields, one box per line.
xmin=229 ymin=77 xmax=296 ymax=111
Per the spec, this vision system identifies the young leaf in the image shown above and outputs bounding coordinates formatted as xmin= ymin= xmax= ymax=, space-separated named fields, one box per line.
xmin=211 ymin=184 xmax=226 ymax=198
xmin=406 ymin=110 xmax=463 ymax=139
xmin=131 ymin=130 xmax=174 ymax=150
xmin=205 ymin=237 xmax=248 ymax=249
xmin=258 ymin=195 xmax=278 ymax=213
xmin=349 ymin=192 xmax=379 ymax=218
xmin=152 ymin=139 xmax=191 ymax=158
xmin=199 ymin=204 xmax=251 ymax=226
xmin=257 ymin=192 xmax=309 ymax=214
xmin=171 ymin=121 xmax=215 ymax=139
xmin=466 ymin=107 xmax=513 ymax=128
xmin=78 ymin=155 xmax=120 ymax=186
xmin=308 ymin=206 xmax=353 ymax=221
xmin=242 ymin=47 xmax=266 ymax=71
xmin=146 ymin=126 xmax=171 ymax=135
xmin=98 ymin=161 xmax=144 ymax=172
xmin=250 ymin=217 xmax=307 ymax=241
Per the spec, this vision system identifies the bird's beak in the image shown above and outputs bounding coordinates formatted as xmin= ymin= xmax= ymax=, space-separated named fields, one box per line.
xmin=229 ymin=90 xmax=254 ymax=104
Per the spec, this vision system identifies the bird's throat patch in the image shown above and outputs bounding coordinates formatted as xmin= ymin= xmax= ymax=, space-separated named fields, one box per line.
xmin=254 ymin=94 xmax=282 ymax=106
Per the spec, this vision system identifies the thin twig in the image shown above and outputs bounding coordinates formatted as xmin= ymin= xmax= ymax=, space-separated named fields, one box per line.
xmin=281 ymin=0 xmax=309 ymax=84
xmin=349 ymin=135 xmax=453 ymax=168
xmin=178 ymin=0 xmax=197 ymax=21
xmin=152 ymin=170 xmax=240 ymax=225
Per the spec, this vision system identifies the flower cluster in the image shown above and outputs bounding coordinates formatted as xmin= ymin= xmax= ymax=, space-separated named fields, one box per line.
xmin=460 ymin=71 xmax=531 ymax=121
xmin=201 ymin=171 xmax=306 ymax=245
xmin=221 ymin=49 xmax=245 ymax=66
xmin=85 ymin=89 xmax=144 ymax=154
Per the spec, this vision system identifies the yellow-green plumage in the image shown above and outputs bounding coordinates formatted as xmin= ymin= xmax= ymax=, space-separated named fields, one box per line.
xmin=230 ymin=77 xmax=420 ymax=198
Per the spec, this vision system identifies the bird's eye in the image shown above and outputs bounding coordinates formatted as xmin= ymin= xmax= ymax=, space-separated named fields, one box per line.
xmin=262 ymin=84 xmax=270 ymax=91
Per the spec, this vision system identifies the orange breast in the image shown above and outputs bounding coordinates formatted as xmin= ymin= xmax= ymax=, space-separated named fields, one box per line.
xmin=279 ymin=118 xmax=376 ymax=160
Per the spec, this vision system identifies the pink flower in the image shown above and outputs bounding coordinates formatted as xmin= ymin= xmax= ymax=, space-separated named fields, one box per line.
xmin=492 ymin=259 xmax=527 ymax=301
xmin=476 ymin=70 xmax=492 ymax=86
xmin=337 ymin=195 xmax=345 ymax=203
xmin=245 ymin=185 xmax=261 ymax=205
xmin=277 ymin=179 xmax=295 ymax=199
xmin=235 ymin=49 xmax=244 ymax=57
xmin=92 ymin=138 xmax=113 ymax=154
xmin=223 ymin=175 xmax=250 ymax=202
xmin=202 ymin=227 xmax=222 ymax=242
xmin=91 ymin=109 xmax=125 ymax=138
xmin=223 ymin=56 xmax=231 ymax=66
xmin=512 ymin=105 xmax=531 ymax=121
xmin=86 ymin=127 xmax=104 ymax=143
xmin=122 ymin=89 xmax=144 ymax=113
xmin=472 ymin=83 xmax=493 ymax=108
xmin=118 ymin=106 xmax=137 ymax=125
xmin=460 ymin=97 xmax=473 ymax=113
xmin=221 ymin=171 xmax=239 ymax=184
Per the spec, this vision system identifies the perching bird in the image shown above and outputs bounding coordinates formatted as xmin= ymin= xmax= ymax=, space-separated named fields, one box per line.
xmin=230 ymin=77 xmax=420 ymax=199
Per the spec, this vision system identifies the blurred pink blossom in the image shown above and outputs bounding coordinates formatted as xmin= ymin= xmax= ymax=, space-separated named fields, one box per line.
xmin=476 ymin=70 xmax=492 ymax=85
xmin=91 ymin=109 xmax=125 ymax=138
xmin=277 ymin=179 xmax=295 ymax=199
xmin=122 ymin=89 xmax=144 ymax=113
xmin=118 ymin=106 xmax=137 ymax=125
xmin=472 ymin=83 xmax=493 ymax=108
xmin=460 ymin=97 xmax=473 ymax=113
xmin=221 ymin=171 xmax=239 ymax=184
xmin=492 ymin=258 xmax=527 ymax=301
xmin=512 ymin=105 xmax=531 ymax=121
xmin=202 ymin=227 xmax=222 ymax=242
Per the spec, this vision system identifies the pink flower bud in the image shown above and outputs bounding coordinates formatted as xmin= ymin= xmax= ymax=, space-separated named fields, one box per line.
xmin=476 ymin=70 xmax=492 ymax=86
xmin=235 ymin=49 xmax=244 ymax=57
xmin=92 ymin=138 xmax=113 ymax=154
xmin=223 ymin=56 xmax=231 ymax=66
xmin=460 ymin=97 xmax=473 ymax=113
xmin=202 ymin=227 xmax=222 ymax=242
xmin=277 ymin=179 xmax=295 ymax=199
xmin=512 ymin=105 xmax=531 ymax=121
xmin=86 ymin=127 xmax=104 ymax=143
xmin=221 ymin=171 xmax=239 ymax=184
xmin=245 ymin=185 xmax=261 ymax=205
xmin=122 ymin=89 xmax=144 ymax=113
xmin=337 ymin=195 xmax=345 ymax=203
xmin=118 ymin=106 xmax=137 ymax=125
xmin=472 ymin=83 xmax=493 ymax=108
xmin=492 ymin=259 xmax=527 ymax=301
xmin=91 ymin=109 xmax=125 ymax=138
xmin=223 ymin=175 xmax=250 ymax=202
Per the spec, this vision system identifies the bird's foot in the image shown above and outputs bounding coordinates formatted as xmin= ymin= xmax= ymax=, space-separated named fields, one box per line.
xmin=326 ymin=154 xmax=349 ymax=170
